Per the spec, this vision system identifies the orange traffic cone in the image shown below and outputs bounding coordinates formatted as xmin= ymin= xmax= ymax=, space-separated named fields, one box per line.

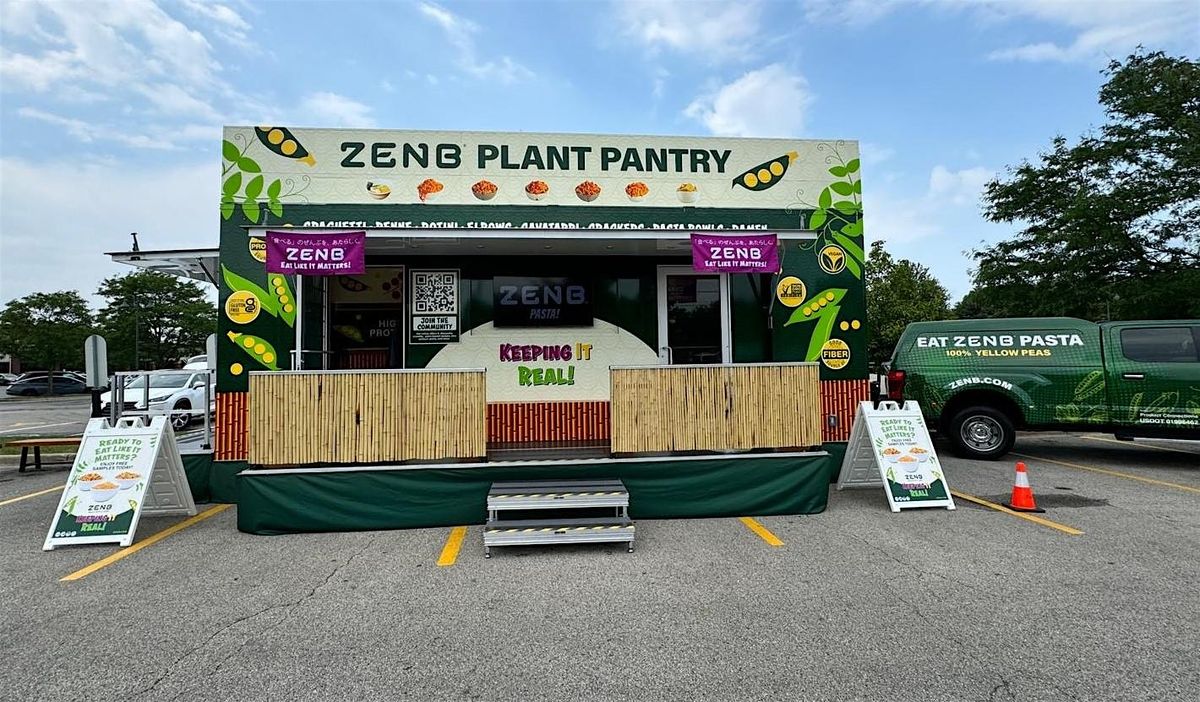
xmin=1004 ymin=462 xmax=1045 ymax=513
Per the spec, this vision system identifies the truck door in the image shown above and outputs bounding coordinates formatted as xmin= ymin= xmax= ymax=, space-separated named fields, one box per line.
xmin=1105 ymin=323 xmax=1200 ymax=432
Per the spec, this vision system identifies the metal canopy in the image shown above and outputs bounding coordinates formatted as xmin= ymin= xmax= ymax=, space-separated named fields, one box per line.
xmin=107 ymin=248 xmax=220 ymax=286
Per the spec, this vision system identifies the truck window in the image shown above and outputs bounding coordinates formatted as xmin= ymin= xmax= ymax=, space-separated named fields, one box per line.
xmin=1120 ymin=327 xmax=1198 ymax=363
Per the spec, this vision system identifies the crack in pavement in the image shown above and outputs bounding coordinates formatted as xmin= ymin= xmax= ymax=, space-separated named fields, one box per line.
xmin=129 ymin=534 xmax=378 ymax=701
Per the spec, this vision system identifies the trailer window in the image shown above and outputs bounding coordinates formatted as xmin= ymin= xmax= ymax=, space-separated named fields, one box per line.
xmin=1120 ymin=327 xmax=1198 ymax=363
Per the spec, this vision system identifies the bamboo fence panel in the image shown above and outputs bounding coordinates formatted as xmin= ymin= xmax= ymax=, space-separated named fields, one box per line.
xmin=247 ymin=370 xmax=487 ymax=466
xmin=610 ymin=364 xmax=821 ymax=454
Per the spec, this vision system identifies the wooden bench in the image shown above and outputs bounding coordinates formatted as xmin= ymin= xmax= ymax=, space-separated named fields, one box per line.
xmin=4 ymin=437 xmax=81 ymax=472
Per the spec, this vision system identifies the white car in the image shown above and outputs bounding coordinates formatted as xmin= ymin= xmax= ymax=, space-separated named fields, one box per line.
xmin=101 ymin=371 xmax=215 ymax=430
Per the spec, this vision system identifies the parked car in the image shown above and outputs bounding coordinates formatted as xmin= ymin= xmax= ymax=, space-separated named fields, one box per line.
xmin=5 ymin=376 xmax=88 ymax=396
xmin=886 ymin=317 xmax=1200 ymax=459
xmin=100 ymin=371 xmax=215 ymax=430
xmin=0 ymin=373 xmax=18 ymax=386
xmin=183 ymin=354 xmax=209 ymax=370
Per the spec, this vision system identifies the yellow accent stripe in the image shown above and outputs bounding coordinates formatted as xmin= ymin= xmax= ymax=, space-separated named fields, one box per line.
xmin=0 ymin=485 xmax=63 ymax=507
xmin=950 ymin=490 xmax=1083 ymax=536
xmin=436 ymin=526 xmax=467 ymax=567
xmin=738 ymin=517 xmax=784 ymax=547
xmin=1079 ymin=434 xmax=1200 ymax=456
xmin=60 ymin=504 xmax=233 ymax=582
xmin=1013 ymin=452 xmax=1200 ymax=495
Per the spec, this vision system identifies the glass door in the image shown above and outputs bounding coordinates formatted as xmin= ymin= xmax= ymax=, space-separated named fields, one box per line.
xmin=656 ymin=266 xmax=731 ymax=364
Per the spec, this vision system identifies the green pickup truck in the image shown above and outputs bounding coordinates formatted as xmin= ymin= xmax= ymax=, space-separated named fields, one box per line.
xmin=885 ymin=318 xmax=1200 ymax=459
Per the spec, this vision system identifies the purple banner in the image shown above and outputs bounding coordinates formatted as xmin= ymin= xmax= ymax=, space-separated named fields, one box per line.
xmin=266 ymin=231 xmax=366 ymax=275
xmin=691 ymin=233 xmax=779 ymax=273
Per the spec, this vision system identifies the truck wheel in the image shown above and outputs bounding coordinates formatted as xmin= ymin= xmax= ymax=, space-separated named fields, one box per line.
xmin=948 ymin=406 xmax=1015 ymax=460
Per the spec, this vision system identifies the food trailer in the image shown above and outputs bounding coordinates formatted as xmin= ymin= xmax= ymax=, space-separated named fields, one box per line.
xmin=205 ymin=126 xmax=867 ymax=534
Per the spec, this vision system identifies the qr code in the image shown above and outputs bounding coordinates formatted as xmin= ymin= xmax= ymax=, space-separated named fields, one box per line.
xmin=411 ymin=271 xmax=458 ymax=314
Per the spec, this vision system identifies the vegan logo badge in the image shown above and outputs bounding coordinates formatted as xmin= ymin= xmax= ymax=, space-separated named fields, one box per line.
xmin=819 ymin=245 xmax=847 ymax=274
xmin=820 ymin=338 xmax=851 ymax=370
xmin=224 ymin=290 xmax=261 ymax=325
xmin=248 ymin=237 xmax=267 ymax=263
xmin=775 ymin=276 xmax=807 ymax=308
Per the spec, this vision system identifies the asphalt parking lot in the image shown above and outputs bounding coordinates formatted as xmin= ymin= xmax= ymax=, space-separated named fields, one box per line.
xmin=0 ymin=394 xmax=93 ymax=438
xmin=1 ymin=433 xmax=1197 ymax=701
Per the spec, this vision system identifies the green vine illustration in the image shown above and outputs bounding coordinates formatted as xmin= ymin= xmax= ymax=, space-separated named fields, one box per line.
xmin=221 ymin=134 xmax=309 ymax=224
xmin=791 ymin=143 xmax=865 ymax=279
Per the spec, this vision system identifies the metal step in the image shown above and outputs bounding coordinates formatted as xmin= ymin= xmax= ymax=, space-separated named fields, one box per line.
xmin=483 ymin=517 xmax=635 ymax=555
xmin=487 ymin=479 xmax=628 ymax=511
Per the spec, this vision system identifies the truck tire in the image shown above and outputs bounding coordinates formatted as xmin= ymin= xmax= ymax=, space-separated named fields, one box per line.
xmin=948 ymin=406 xmax=1015 ymax=460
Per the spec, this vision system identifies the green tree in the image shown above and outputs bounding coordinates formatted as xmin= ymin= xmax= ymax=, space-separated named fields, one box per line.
xmin=968 ymin=50 xmax=1200 ymax=319
xmin=866 ymin=240 xmax=953 ymax=365
xmin=96 ymin=272 xmax=215 ymax=370
xmin=0 ymin=291 xmax=94 ymax=370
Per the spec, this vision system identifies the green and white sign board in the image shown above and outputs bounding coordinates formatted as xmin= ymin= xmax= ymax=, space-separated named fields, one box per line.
xmin=837 ymin=401 xmax=955 ymax=512
xmin=43 ymin=416 xmax=196 ymax=551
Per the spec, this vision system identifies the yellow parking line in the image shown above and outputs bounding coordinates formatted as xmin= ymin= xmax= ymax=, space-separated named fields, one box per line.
xmin=437 ymin=526 xmax=468 ymax=566
xmin=1079 ymin=434 xmax=1200 ymax=456
xmin=950 ymin=490 xmax=1083 ymax=536
xmin=1014 ymin=452 xmax=1200 ymax=495
xmin=738 ymin=517 xmax=784 ymax=546
xmin=60 ymin=504 xmax=232 ymax=582
xmin=0 ymin=485 xmax=63 ymax=507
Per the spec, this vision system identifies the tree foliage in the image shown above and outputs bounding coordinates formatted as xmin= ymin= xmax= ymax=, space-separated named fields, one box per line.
xmin=967 ymin=50 xmax=1200 ymax=320
xmin=0 ymin=291 xmax=94 ymax=370
xmin=866 ymin=240 xmax=953 ymax=364
xmin=95 ymin=272 xmax=215 ymax=370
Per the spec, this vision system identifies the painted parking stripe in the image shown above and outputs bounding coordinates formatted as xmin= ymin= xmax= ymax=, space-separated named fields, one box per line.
xmin=437 ymin=526 xmax=468 ymax=566
xmin=950 ymin=490 xmax=1083 ymax=536
xmin=1014 ymin=452 xmax=1200 ymax=495
xmin=0 ymin=421 xmax=80 ymax=435
xmin=0 ymin=485 xmax=63 ymax=507
xmin=738 ymin=517 xmax=784 ymax=546
xmin=60 ymin=504 xmax=233 ymax=582
xmin=1079 ymin=434 xmax=1200 ymax=456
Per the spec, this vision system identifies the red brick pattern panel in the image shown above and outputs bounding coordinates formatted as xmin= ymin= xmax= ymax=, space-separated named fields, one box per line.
xmin=488 ymin=401 xmax=611 ymax=444
xmin=215 ymin=391 xmax=248 ymax=461
xmin=820 ymin=379 xmax=870 ymax=442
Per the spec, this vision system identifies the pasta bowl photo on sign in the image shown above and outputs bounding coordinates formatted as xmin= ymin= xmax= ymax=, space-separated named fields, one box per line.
xmin=417 ymin=179 xmax=443 ymax=202
xmin=575 ymin=181 xmax=601 ymax=202
xmin=115 ymin=470 xmax=142 ymax=489
xmin=472 ymin=180 xmax=498 ymax=200
xmin=76 ymin=472 xmax=104 ymax=491
xmin=677 ymin=183 xmax=699 ymax=203
xmin=89 ymin=482 xmax=120 ymax=502
xmin=526 ymin=180 xmax=549 ymax=201
xmin=625 ymin=182 xmax=649 ymax=201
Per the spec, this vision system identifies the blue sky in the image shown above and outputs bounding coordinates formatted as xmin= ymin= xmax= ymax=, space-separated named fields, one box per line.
xmin=1 ymin=0 xmax=1197 ymax=305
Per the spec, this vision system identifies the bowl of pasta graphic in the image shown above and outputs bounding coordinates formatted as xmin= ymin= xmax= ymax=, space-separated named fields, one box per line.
xmin=89 ymin=481 xmax=121 ymax=503
xmin=881 ymin=447 xmax=903 ymax=463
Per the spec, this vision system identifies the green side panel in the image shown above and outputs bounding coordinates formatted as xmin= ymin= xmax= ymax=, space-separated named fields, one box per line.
xmin=181 ymin=453 xmax=213 ymax=503
xmin=236 ymin=454 xmax=831 ymax=535
xmin=821 ymin=442 xmax=847 ymax=482
xmin=772 ymin=225 xmax=868 ymax=379
xmin=210 ymin=461 xmax=245 ymax=504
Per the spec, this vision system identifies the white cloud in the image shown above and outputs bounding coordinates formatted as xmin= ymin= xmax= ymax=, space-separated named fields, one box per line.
xmin=928 ymin=165 xmax=993 ymax=206
xmin=417 ymin=2 xmax=533 ymax=83
xmin=867 ymin=164 xmax=997 ymax=245
xmin=296 ymin=92 xmax=376 ymax=129
xmin=16 ymin=107 xmax=179 ymax=150
xmin=179 ymin=0 xmax=250 ymax=47
xmin=0 ymin=158 xmax=217 ymax=305
xmin=616 ymin=0 xmax=763 ymax=62
xmin=986 ymin=0 xmax=1199 ymax=62
xmin=800 ymin=0 xmax=1199 ymax=63
xmin=684 ymin=64 xmax=810 ymax=138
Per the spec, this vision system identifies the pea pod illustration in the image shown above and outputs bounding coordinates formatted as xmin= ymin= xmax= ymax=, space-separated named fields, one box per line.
xmin=783 ymin=288 xmax=848 ymax=361
xmin=267 ymin=274 xmax=296 ymax=327
xmin=732 ymin=151 xmax=798 ymax=191
xmin=255 ymin=126 xmax=316 ymax=166
xmin=227 ymin=331 xmax=280 ymax=371
xmin=1073 ymin=370 xmax=1105 ymax=402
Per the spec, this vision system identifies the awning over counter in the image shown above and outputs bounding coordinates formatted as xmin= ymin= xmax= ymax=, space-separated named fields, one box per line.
xmin=107 ymin=247 xmax=220 ymax=286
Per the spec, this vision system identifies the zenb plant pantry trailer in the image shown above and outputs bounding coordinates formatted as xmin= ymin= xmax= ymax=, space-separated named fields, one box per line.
xmin=153 ymin=127 xmax=873 ymax=539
